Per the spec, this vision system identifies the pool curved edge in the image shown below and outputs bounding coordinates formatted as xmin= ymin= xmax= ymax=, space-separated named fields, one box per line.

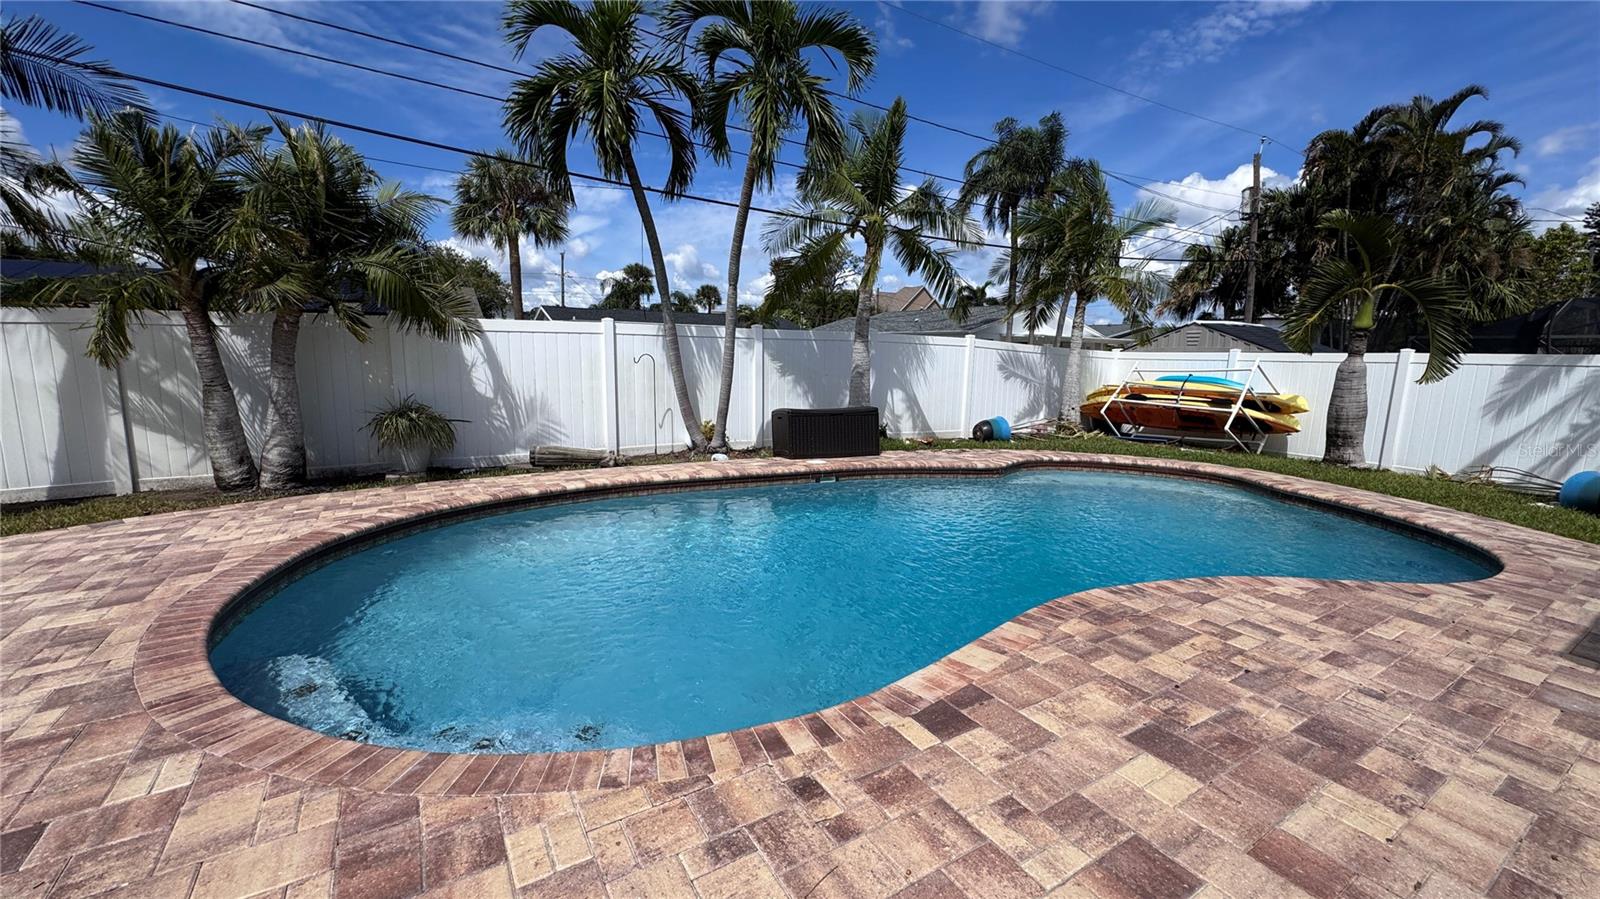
xmin=130 ymin=450 xmax=1593 ymax=795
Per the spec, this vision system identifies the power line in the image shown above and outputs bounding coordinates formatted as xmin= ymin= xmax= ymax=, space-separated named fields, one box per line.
xmin=212 ymin=0 xmax=1247 ymax=204
xmin=1530 ymin=207 xmax=1583 ymax=222
xmin=883 ymin=2 xmax=1306 ymax=157
xmin=79 ymin=0 xmax=1230 ymax=229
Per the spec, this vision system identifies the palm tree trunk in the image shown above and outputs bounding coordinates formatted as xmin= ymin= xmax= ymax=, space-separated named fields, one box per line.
xmin=506 ymin=231 xmax=523 ymax=320
xmin=1060 ymin=290 xmax=1090 ymax=427
xmin=259 ymin=309 xmax=307 ymax=489
xmin=1005 ymin=230 xmax=1018 ymax=340
xmin=711 ymin=157 xmax=758 ymax=450
xmin=848 ymin=241 xmax=883 ymax=407
xmin=176 ymin=293 xmax=258 ymax=491
xmin=1323 ymin=327 xmax=1369 ymax=466
xmin=623 ymin=151 xmax=706 ymax=451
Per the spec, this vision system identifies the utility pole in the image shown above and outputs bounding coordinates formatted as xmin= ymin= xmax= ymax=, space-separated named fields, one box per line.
xmin=559 ymin=251 xmax=566 ymax=307
xmin=1243 ymin=136 xmax=1265 ymax=323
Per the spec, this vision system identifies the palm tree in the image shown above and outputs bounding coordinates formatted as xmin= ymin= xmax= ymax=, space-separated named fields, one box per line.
xmin=1 ymin=14 xmax=147 ymax=246
xmin=503 ymin=0 xmax=707 ymax=451
xmin=1010 ymin=160 xmax=1172 ymax=420
xmin=958 ymin=113 xmax=1067 ymax=339
xmin=450 ymin=150 xmax=569 ymax=320
xmin=43 ymin=112 xmax=264 ymax=490
xmin=949 ymin=280 xmax=1000 ymax=322
xmin=694 ymin=283 xmax=721 ymax=313
xmin=236 ymin=119 xmax=480 ymax=488
xmin=765 ymin=98 xmax=976 ymax=405
xmin=664 ymin=0 xmax=875 ymax=450
xmin=598 ymin=262 xmax=655 ymax=309
xmin=1283 ymin=212 xmax=1466 ymax=465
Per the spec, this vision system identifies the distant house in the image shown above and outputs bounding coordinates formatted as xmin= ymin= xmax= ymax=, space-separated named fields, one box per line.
xmin=531 ymin=305 xmax=803 ymax=329
xmin=872 ymin=285 xmax=939 ymax=314
xmin=1128 ymin=317 xmax=1324 ymax=353
xmin=815 ymin=304 xmax=1011 ymax=337
xmin=816 ymin=302 xmax=1139 ymax=347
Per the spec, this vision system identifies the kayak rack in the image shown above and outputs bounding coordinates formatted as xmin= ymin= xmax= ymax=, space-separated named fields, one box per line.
xmin=1093 ymin=360 xmax=1285 ymax=453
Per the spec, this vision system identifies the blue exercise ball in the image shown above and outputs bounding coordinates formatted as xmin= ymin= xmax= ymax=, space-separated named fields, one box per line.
xmin=990 ymin=416 xmax=1012 ymax=440
xmin=1559 ymin=471 xmax=1600 ymax=514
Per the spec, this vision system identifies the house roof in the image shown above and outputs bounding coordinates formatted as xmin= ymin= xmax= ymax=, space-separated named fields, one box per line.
xmin=815 ymin=304 xmax=1011 ymax=335
xmin=1193 ymin=320 xmax=1303 ymax=353
xmin=532 ymin=305 xmax=802 ymax=329
xmin=1 ymin=258 xmax=128 ymax=280
xmin=874 ymin=286 xmax=937 ymax=313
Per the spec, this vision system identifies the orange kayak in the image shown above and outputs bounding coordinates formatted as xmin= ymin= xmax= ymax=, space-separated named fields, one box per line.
xmin=1080 ymin=395 xmax=1301 ymax=435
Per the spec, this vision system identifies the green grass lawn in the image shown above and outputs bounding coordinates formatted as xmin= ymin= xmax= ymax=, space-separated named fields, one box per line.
xmin=3 ymin=437 xmax=1595 ymax=545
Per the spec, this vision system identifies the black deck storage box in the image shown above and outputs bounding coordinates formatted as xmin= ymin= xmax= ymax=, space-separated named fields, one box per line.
xmin=771 ymin=407 xmax=881 ymax=458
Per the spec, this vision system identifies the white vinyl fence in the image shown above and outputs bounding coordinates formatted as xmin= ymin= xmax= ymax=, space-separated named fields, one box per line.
xmin=2 ymin=307 xmax=1596 ymax=501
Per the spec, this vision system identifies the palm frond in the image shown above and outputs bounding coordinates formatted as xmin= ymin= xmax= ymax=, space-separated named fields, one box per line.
xmin=1 ymin=15 xmax=148 ymax=119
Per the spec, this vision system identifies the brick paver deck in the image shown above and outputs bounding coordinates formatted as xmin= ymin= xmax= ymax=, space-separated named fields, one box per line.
xmin=2 ymin=450 xmax=1597 ymax=899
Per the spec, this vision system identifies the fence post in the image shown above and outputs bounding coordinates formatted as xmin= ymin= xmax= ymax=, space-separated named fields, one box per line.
xmin=748 ymin=325 xmax=765 ymax=447
xmin=600 ymin=317 xmax=620 ymax=455
xmin=1226 ymin=347 xmax=1241 ymax=375
xmin=958 ymin=334 xmax=977 ymax=435
xmin=1378 ymin=348 xmax=1416 ymax=471
xmin=103 ymin=359 xmax=138 ymax=494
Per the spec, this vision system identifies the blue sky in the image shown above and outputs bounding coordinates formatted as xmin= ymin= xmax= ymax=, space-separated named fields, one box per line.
xmin=7 ymin=1 xmax=1599 ymax=321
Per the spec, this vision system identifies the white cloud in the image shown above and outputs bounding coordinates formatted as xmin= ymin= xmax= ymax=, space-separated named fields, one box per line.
xmin=1123 ymin=163 xmax=1296 ymax=274
xmin=1535 ymin=123 xmax=1600 ymax=157
xmin=874 ymin=2 xmax=915 ymax=52
xmin=1133 ymin=1 xmax=1320 ymax=73
xmin=959 ymin=1 xmax=1051 ymax=49
xmin=1528 ymin=156 xmax=1600 ymax=232
xmin=665 ymin=244 xmax=720 ymax=286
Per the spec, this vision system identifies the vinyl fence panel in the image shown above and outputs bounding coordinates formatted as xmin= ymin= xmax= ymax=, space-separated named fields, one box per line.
xmin=2 ymin=307 xmax=1595 ymax=501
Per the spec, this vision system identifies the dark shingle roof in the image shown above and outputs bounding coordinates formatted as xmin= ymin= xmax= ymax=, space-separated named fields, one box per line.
xmin=815 ymin=305 xmax=1010 ymax=335
xmin=1196 ymin=320 xmax=1301 ymax=352
xmin=0 ymin=258 xmax=127 ymax=280
xmin=533 ymin=305 xmax=801 ymax=329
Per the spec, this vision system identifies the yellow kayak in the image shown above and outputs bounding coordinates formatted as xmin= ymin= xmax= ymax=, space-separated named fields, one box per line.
xmin=1085 ymin=381 xmax=1310 ymax=415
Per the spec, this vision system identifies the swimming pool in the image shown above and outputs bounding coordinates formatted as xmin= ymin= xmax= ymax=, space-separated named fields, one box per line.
xmin=209 ymin=470 xmax=1493 ymax=753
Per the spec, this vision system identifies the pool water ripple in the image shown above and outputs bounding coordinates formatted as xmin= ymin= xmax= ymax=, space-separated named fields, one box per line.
xmin=209 ymin=470 xmax=1491 ymax=753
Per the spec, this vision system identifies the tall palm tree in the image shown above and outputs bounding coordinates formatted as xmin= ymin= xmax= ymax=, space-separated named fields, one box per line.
xmin=1010 ymin=160 xmax=1172 ymax=420
xmin=1 ymin=14 xmax=147 ymax=245
xmin=503 ymin=0 xmax=707 ymax=451
xmin=765 ymin=98 xmax=976 ymax=405
xmin=1283 ymin=212 xmax=1466 ymax=465
xmin=663 ymin=0 xmax=875 ymax=450
xmin=236 ymin=119 xmax=480 ymax=489
xmin=450 ymin=150 xmax=569 ymax=320
xmin=44 ymin=112 xmax=264 ymax=491
xmin=958 ymin=113 xmax=1067 ymax=339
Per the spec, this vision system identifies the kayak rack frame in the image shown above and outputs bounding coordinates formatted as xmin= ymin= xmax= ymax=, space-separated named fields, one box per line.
xmin=1093 ymin=360 xmax=1286 ymax=453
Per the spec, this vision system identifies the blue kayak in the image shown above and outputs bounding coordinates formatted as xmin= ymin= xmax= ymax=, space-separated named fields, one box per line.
xmin=1155 ymin=374 xmax=1248 ymax=390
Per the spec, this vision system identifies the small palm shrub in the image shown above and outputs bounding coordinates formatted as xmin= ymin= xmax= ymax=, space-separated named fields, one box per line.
xmin=364 ymin=396 xmax=462 ymax=459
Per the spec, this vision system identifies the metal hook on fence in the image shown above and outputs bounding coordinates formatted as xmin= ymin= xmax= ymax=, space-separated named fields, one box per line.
xmin=632 ymin=352 xmax=660 ymax=455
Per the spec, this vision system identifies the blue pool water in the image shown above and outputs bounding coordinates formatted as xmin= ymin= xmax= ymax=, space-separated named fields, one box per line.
xmin=210 ymin=471 xmax=1493 ymax=753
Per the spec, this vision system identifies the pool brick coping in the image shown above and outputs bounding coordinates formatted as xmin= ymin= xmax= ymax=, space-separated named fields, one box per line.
xmin=0 ymin=450 xmax=1595 ymax=899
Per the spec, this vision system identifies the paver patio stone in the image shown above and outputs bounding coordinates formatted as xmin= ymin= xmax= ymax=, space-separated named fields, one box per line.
xmin=2 ymin=450 xmax=1597 ymax=898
